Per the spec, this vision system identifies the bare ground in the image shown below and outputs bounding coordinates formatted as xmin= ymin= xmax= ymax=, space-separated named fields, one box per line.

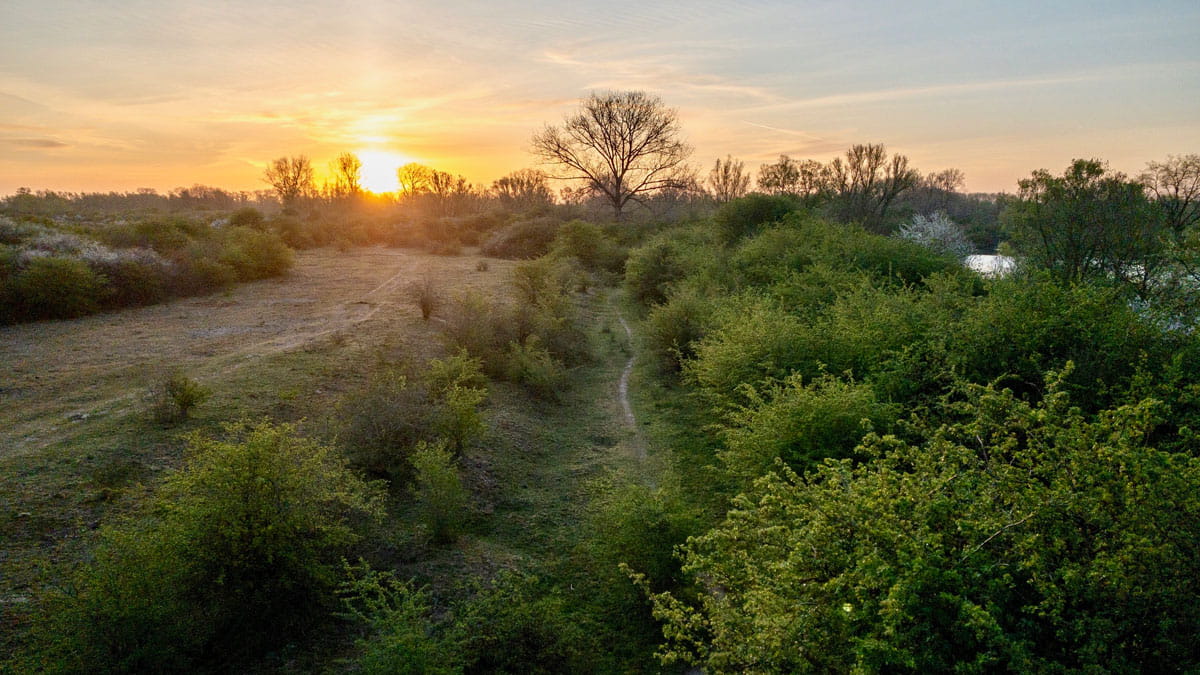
xmin=0 ymin=246 xmax=509 ymax=458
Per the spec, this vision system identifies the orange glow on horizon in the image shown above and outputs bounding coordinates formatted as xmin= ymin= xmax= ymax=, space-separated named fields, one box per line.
xmin=356 ymin=149 xmax=413 ymax=193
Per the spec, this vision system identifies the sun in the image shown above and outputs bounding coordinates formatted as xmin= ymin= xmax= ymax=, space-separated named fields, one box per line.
xmin=356 ymin=150 xmax=411 ymax=193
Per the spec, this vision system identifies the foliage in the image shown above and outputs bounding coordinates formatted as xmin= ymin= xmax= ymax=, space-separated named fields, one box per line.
xmin=11 ymin=255 xmax=109 ymax=319
xmin=29 ymin=422 xmax=384 ymax=671
xmin=1002 ymin=158 xmax=1164 ymax=284
xmin=642 ymin=282 xmax=716 ymax=372
xmin=480 ymin=216 xmax=561 ymax=259
xmin=504 ymin=335 xmax=568 ymax=400
xmin=338 ymin=563 xmax=462 ymax=675
xmin=228 ymin=206 xmax=265 ymax=229
xmin=549 ymin=219 xmax=626 ymax=274
xmin=409 ymin=440 xmax=471 ymax=543
xmin=719 ymin=373 xmax=896 ymax=482
xmin=638 ymin=377 xmax=1200 ymax=672
xmin=150 ymin=371 xmax=211 ymax=423
xmin=454 ymin=572 xmax=589 ymax=674
xmin=712 ymin=193 xmax=797 ymax=243
xmin=340 ymin=359 xmax=488 ymax=477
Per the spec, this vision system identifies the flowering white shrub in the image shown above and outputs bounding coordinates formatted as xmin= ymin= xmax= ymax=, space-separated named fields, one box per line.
xmin=898 ymin=212 xmax=974 ymax=259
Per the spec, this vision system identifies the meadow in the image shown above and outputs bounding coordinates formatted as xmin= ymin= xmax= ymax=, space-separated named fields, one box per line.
xmin=3 ymin=150 xmax=1200 ymax=672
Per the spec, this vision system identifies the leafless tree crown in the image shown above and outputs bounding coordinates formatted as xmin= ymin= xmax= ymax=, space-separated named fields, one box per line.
xmin=531 ymin=90 xmax=692 ymax=219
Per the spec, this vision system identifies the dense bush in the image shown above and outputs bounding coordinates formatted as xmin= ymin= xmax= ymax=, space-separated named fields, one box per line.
xmin=642 ymin=282 xmax=716 ymax=371
xmin=640 ymin=379 xmax=1200 ymax=672
xmin=453 ymin=573 xmax=590 ymax=674
xmin=27 ymin=422 xmax=384 ymax=672
xmin=713 ymin=193 xmax=798 ymax=243
xmin=340 ymin=355 xmax=488 ymax=478
xmin=480 ymin=216 xmax=561 ymax=259
xmin=0 ymin=215 xmax=294 ymax=324
xmin=409 ymin=440 xmax=470 ymax=543
xmin=719 ymin=373 xmax=896 ymax=482
xmin=12 ymin=255 xmax=109 ymax=319
xmin=550 ymin=220 xmax=626 ymax=274
xmin=339 ymin=564 xmax=462 ymax=675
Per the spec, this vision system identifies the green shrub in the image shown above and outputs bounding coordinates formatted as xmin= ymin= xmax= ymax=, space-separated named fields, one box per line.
xmin=171 ymin=254 xmax=237 ymax=295
xmin=551 ymin=220 xmax=626 ymax=274
xmin=91 ymin=256 xmax=168 ymax=308
xmin=442 ymin=291 xmax=515 ymax=370
xmin=623 ymin=239 xmax=685 ymax=307
xmin=13 ymin=255 xmax=109 ymax=319
xmin=150 ymin=371 xmax=211 ymax=423
xmin=217 ymin=226 xmax=293 ymax=280
xmin=842 ymin=232 xmax=962 ymax=286
xmin=28 ymin=422 xmax=384 ymax=672
xmin=427 ymin=349 xmax=488 ymax=394
xmin=642 ymin=381 xmax=1200 ymax=673
xmin=643 ymin=283 xmax=715 ymax=372
xmin=719 ymin=373 xmax=897 ymax=481
xmin=410 ymin=441 xmax=470 ymax=544
xmin=433 ymin=384 xmax=487 ymax=453
xmin=339 ymin=368 xmax=439 ymax=478
xmin=228 ymin=207 xmax=265 ymax=229
xmin=504 ymin=335 xmax=567 ymax=400
xmin=339 ymin=563 xmax=462 ymax=675
xmin=480 ymin=216 xmax=560 ymax=259
xmin=454 ymin=573 xmax=589 ymax=674
xmin=713 ymin=193 xmax=797 ymax=243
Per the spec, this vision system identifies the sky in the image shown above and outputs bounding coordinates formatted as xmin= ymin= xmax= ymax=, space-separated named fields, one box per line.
xmin=1 ymin=0 xmax=1197 ymax=195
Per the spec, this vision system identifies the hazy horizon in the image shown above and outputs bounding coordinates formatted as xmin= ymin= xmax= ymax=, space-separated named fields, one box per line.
xmin=2 ymin=0 xmax=1197 ymax=196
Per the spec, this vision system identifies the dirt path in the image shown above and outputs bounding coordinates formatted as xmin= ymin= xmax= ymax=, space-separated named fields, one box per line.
xmin=617 ymin=314 xmax=646 ymax=461
xmin=0 ymin=247 xmax=500 ymax=458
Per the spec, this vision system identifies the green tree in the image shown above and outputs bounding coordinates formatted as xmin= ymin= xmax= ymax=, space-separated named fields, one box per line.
xmin=1002 ymin=158 xmax=1164 ymax=284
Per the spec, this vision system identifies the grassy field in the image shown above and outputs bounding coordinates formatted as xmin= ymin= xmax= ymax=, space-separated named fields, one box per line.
xmin=0 ymin=245 xmax=657 ymax=668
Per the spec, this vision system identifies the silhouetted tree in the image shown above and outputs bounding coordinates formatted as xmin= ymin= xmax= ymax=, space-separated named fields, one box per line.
xmin=826 ymin=143 xmax=920 ymax=230
xmin=396 ymin=163 xmax=433 ymax=199
xmin=493 ymin=169 xmax=554 ymax=210
xmin=706 ymin=155 xmax=751 ymax=203
xmin=263 ymin=156 xmax=315 ymax=208
xmin=532 ymin=90 xmax=692 ymax=221
xmin=331 ymin=152 xmax=363 ymax=198
xmin=1141 ymin=154 xmax=1200 ymax=236
xmin=756 ymin=155 xmax=800 ymax=195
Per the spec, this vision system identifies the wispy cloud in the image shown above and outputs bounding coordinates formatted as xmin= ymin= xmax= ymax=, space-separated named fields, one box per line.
xmin=4 ymin=138 xmax=69 ymax=149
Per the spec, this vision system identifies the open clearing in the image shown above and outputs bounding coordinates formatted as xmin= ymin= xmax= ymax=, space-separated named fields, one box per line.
xmin=0 ymin=246 xmax=512 ymax=458
xmin=1 ymin=245 xmax=654 ymax=666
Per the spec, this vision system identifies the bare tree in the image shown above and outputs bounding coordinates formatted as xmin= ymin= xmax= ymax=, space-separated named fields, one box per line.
xmin=757 ymin=155 xmax=801 ymax=195
xmin=827 ymin=143 xmax=920 ymax=230
xmin=263 ymin=156 xmax=315 ymax=208
xmin=1141 ymin=154 xmax=1200 ymax=236
xmin=532 ymin=90 xmax=692 ymax=221
xmin=707 ymin=155 xmax=751 ymax=203
xmin=331 ymin=152 xmax=363 ymax=197
xmin=493 ymin=168 xmax=554 ymax=209
xmin=396 ymin=162 xmax=432 ymax=198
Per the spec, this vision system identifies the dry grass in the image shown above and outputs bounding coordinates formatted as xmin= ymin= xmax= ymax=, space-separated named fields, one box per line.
xmin=0 ymin=246 xmax=516 ymax=458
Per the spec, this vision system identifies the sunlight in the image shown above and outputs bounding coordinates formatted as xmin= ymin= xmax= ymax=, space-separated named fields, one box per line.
xmin=356 ymin=150 xmax=411 ymax=193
